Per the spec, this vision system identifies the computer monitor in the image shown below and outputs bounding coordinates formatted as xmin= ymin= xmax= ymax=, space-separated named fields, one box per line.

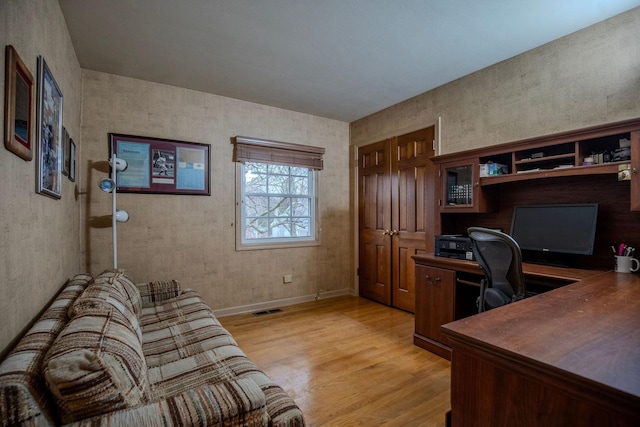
xmin=510 ymin=203 xmax=599 ymax=265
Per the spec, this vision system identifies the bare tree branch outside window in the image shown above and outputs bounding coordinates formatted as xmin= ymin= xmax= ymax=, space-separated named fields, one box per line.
xmin=242 ymin=162 xmax=314 ymax=241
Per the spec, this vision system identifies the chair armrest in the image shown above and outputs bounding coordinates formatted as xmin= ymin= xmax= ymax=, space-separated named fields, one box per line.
xmin=66 ymin=378 xmax=268 ymax=427
xmin=136 ymin=279 xmax=182 ymax=304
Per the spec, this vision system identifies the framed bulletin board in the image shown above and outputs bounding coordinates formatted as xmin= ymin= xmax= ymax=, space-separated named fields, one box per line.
xmin=109 ymin=133 xmax=210 ymax=195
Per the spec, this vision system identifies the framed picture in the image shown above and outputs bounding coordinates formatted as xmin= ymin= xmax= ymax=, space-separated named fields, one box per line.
xmin=62 ymin=127 xmax=70 ymax=176
xmin=4 ymin=45 xmax=35 ymax=161
xmin=36 ymin=56 xmax=63 ymax=199
xmin=109 ymin=133 xmax=210 ymax=195
xmin=69 ymin=138 xmax=76 ymax=182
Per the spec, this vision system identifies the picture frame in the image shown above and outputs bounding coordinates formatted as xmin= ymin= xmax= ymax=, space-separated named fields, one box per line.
xmin=36 ymin=56 xmax=63 ymax=199
xmin=62 ymin=126 xmax=70 ymax=176
xmin=69 ymin=138 xmax=76 ymax=182
xmin=109 ymin=133 xmax=210 ymax=196
xmin=4 ymin=45 xmax=35 ymax=161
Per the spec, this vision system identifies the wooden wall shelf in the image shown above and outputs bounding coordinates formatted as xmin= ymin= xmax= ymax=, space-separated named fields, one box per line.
xmin=480 ymin=161 xmax=625 ymax=186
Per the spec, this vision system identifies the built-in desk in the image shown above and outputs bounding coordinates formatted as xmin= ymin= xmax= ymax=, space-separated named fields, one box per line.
xmin=412 ymin=254 xmax=602 ymax=359
xmin=413 ymin=254 xmax=640 ymax=426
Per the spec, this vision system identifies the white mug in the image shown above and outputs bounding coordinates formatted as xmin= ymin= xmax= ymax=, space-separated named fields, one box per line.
xmin=615 ymin=256 xmax=639 ymax=273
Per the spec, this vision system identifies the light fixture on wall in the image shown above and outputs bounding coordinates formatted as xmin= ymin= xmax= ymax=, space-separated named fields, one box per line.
xmin=99 ymin=155 xmax=129 ymax=269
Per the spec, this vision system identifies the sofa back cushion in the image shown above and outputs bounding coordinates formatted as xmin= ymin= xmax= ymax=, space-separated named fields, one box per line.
xmin=0 ymin=274 xmax=92 ymax=427
xmin=69 ymin=270 xmax=143 ymax=342
xmin=97 ymin=269 xmax=143 ymax=315
xmin=43 ymin=308 xmax=149 ymax=424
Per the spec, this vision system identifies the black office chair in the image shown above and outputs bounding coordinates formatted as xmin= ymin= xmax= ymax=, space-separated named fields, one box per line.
xmin=468 ymin=227 xmax=526 ymax=312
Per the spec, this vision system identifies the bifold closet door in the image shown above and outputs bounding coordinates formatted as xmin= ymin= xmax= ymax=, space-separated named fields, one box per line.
xmin=391 ymin=128 xmax=434 ymax=313
xmin=358 ymin=127 xmax=434 ymax=312
xmin=358 ymin=139 xmax=392 ymax=305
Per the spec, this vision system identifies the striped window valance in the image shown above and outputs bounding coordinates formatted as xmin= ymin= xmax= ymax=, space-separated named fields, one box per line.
xmin=232 ymin=136 xmax=325 ymax=170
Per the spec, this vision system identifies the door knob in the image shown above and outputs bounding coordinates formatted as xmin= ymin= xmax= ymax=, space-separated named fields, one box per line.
xmin=382 ymin=229 xmax=390 ymax=235
xmin=389 ymin=230 xmax=398 ymax=236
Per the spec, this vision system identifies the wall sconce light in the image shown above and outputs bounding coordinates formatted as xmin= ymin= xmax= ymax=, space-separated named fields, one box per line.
xmin=99 ymin=155 xmax=129 ymax=269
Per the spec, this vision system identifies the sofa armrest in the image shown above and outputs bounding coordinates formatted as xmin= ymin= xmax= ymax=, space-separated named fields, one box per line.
xmin=136 ymin=279 xmax=182 ymax=304
xmin=66 ymin=378 xmax=268 ymax=427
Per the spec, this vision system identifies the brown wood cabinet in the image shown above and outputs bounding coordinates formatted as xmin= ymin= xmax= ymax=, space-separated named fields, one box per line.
xmin=631 ymin=130 xmax=640 ymax=211
xmin=433 ymin=117 xmax=640 ymax=214
xmin=439 ymin=158 xmax=496 ymax=213
xmin=414 ymin=264 xmax=455 ymax=359
xmin=432 ymin=118 xmax=640 ymax=271
xmin=416 ymin=118 xmax=640 ymax=426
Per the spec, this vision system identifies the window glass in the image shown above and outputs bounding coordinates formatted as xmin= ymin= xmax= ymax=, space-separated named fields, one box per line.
xmin=238 ymin=161 xmax=317 ymax=248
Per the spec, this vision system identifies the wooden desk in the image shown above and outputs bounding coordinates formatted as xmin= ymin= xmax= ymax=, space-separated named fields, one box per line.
xmin=412 ymin=254 xmax=599 ymax=359
xmin=440 ymin=268 xmax=640 ymax=426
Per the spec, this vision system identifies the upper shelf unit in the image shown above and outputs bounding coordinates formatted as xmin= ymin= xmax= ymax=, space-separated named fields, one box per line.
xmin=480 ymin=132 xmax=630 ymax=185
xmin=433 ymin=118 xmax=640 ymax=187
xmin=431 ymin=117 xmax=640 ymax=211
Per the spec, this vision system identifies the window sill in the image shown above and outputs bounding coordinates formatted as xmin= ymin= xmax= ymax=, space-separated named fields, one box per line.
xmin=235 ymin=239 xmax=320 ymax=251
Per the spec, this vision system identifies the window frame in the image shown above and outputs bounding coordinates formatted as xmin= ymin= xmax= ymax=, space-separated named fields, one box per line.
xmin=235 ymin=162 xmax=321 ymax=250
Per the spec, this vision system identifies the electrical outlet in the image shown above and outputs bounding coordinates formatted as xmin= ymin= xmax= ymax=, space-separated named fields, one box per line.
xmin=283 ymin=274 xmax=292 ymax=283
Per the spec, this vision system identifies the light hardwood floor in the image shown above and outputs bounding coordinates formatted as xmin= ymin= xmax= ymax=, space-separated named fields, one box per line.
xmin=220 ymin=296 xmax=451 ymax=427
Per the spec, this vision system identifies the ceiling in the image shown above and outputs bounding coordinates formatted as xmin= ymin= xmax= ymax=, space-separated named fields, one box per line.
xmin=58 ymin=0 xmax=640 ymax=122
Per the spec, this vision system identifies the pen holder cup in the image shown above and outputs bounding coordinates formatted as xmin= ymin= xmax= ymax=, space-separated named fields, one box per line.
xmin=615 ymin=256 xmax=639 ymax=273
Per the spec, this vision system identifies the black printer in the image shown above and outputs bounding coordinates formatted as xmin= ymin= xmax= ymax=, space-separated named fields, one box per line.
xmin=435 ymin=235 xmax=475 ymax=261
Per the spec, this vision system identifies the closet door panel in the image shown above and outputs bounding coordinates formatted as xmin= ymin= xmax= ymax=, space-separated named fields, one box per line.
xmin=392 ymin=128 xmax=434 ymax=312
xmin=358 ymin=140 xmax=392 ymax=305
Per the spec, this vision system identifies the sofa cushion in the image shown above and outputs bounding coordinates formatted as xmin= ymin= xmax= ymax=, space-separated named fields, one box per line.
xmin=140 ymin=290 xmax=237 ymax=367
xmin=146 ymin=345 xmax=305 ymax=426
xmin=95 ymin=269 xmax=143 ymax=315
xmin=67 ymin=379 xmax=269 ymax=427
xmin=137 ymin=279 xmax=182 ymax=305
xmin=146 ymin=345 xmax=265 ymax=398
xmin=43 ymin=309 xmax=149 ymax=424
xmin=69 ymin=273 xmax=143 ymax=343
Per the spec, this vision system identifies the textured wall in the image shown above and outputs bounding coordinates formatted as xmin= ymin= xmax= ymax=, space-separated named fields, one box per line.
xmin=0 ymin=0 xmax=83 ymax=353
xmin=350 ymin=7 xmax=640 ymax=153
xmin=80 ymin=71 xmax=352 ymax=312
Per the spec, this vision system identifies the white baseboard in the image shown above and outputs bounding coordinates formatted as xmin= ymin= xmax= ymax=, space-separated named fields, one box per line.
xmin=214 ymin=288 xmax=355 ymax=317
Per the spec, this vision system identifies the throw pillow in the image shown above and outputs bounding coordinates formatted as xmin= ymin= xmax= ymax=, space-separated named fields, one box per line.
xmin=43 ymin=309 xmax=149 ymax=424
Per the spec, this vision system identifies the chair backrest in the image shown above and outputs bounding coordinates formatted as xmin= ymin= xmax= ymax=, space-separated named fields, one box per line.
xmin=468 ymin=227 xmax=526 ymax=312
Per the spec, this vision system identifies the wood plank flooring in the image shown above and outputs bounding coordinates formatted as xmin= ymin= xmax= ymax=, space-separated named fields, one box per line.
xmin=219 ymin=296 xmax=451 ymax=427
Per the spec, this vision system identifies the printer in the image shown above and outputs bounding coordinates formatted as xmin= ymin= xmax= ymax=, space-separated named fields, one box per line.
xmin=435 ymin=235 xmax=475 ymax=261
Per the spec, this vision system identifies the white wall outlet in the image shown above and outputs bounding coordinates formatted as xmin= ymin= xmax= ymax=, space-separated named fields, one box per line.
xmin=283 ymin=274 xmax=293 ymax=283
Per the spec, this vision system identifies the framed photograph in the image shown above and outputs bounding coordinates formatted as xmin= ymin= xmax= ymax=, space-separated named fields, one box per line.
xmin=36 ymin=56 xmax=63 ymax=199
xmin=109 ymin=133 xmax=210 ymax=195
xmin=69 ymin=138 xmax=76 ymax=182
xmin=4 ymin=45 xmax=35 ymax=161
xmin=62 ymin=127 xmax=70 ymax=176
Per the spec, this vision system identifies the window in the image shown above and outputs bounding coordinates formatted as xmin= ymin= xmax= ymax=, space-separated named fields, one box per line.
xmin=233 ymin=136 xmax=324 ymax=249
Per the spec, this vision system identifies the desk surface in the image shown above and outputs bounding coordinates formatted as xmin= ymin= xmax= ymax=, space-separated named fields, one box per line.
xmin=413 ymin=253 xmax=602 ymax=283
xmin=438 ymin=261 xmax=640 ymax=403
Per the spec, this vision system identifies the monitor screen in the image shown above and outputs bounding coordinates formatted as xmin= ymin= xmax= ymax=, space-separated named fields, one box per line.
xmin=509 ymin=203 xmax=599 ymax=256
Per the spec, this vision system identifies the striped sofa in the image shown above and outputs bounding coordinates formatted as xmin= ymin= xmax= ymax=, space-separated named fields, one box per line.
xmin=0 ymin=270 xmax=304 ymax=426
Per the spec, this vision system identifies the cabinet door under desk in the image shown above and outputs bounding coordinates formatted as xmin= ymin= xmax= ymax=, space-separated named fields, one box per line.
xmin=414 ymin=265 xmax=456 ymax=359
